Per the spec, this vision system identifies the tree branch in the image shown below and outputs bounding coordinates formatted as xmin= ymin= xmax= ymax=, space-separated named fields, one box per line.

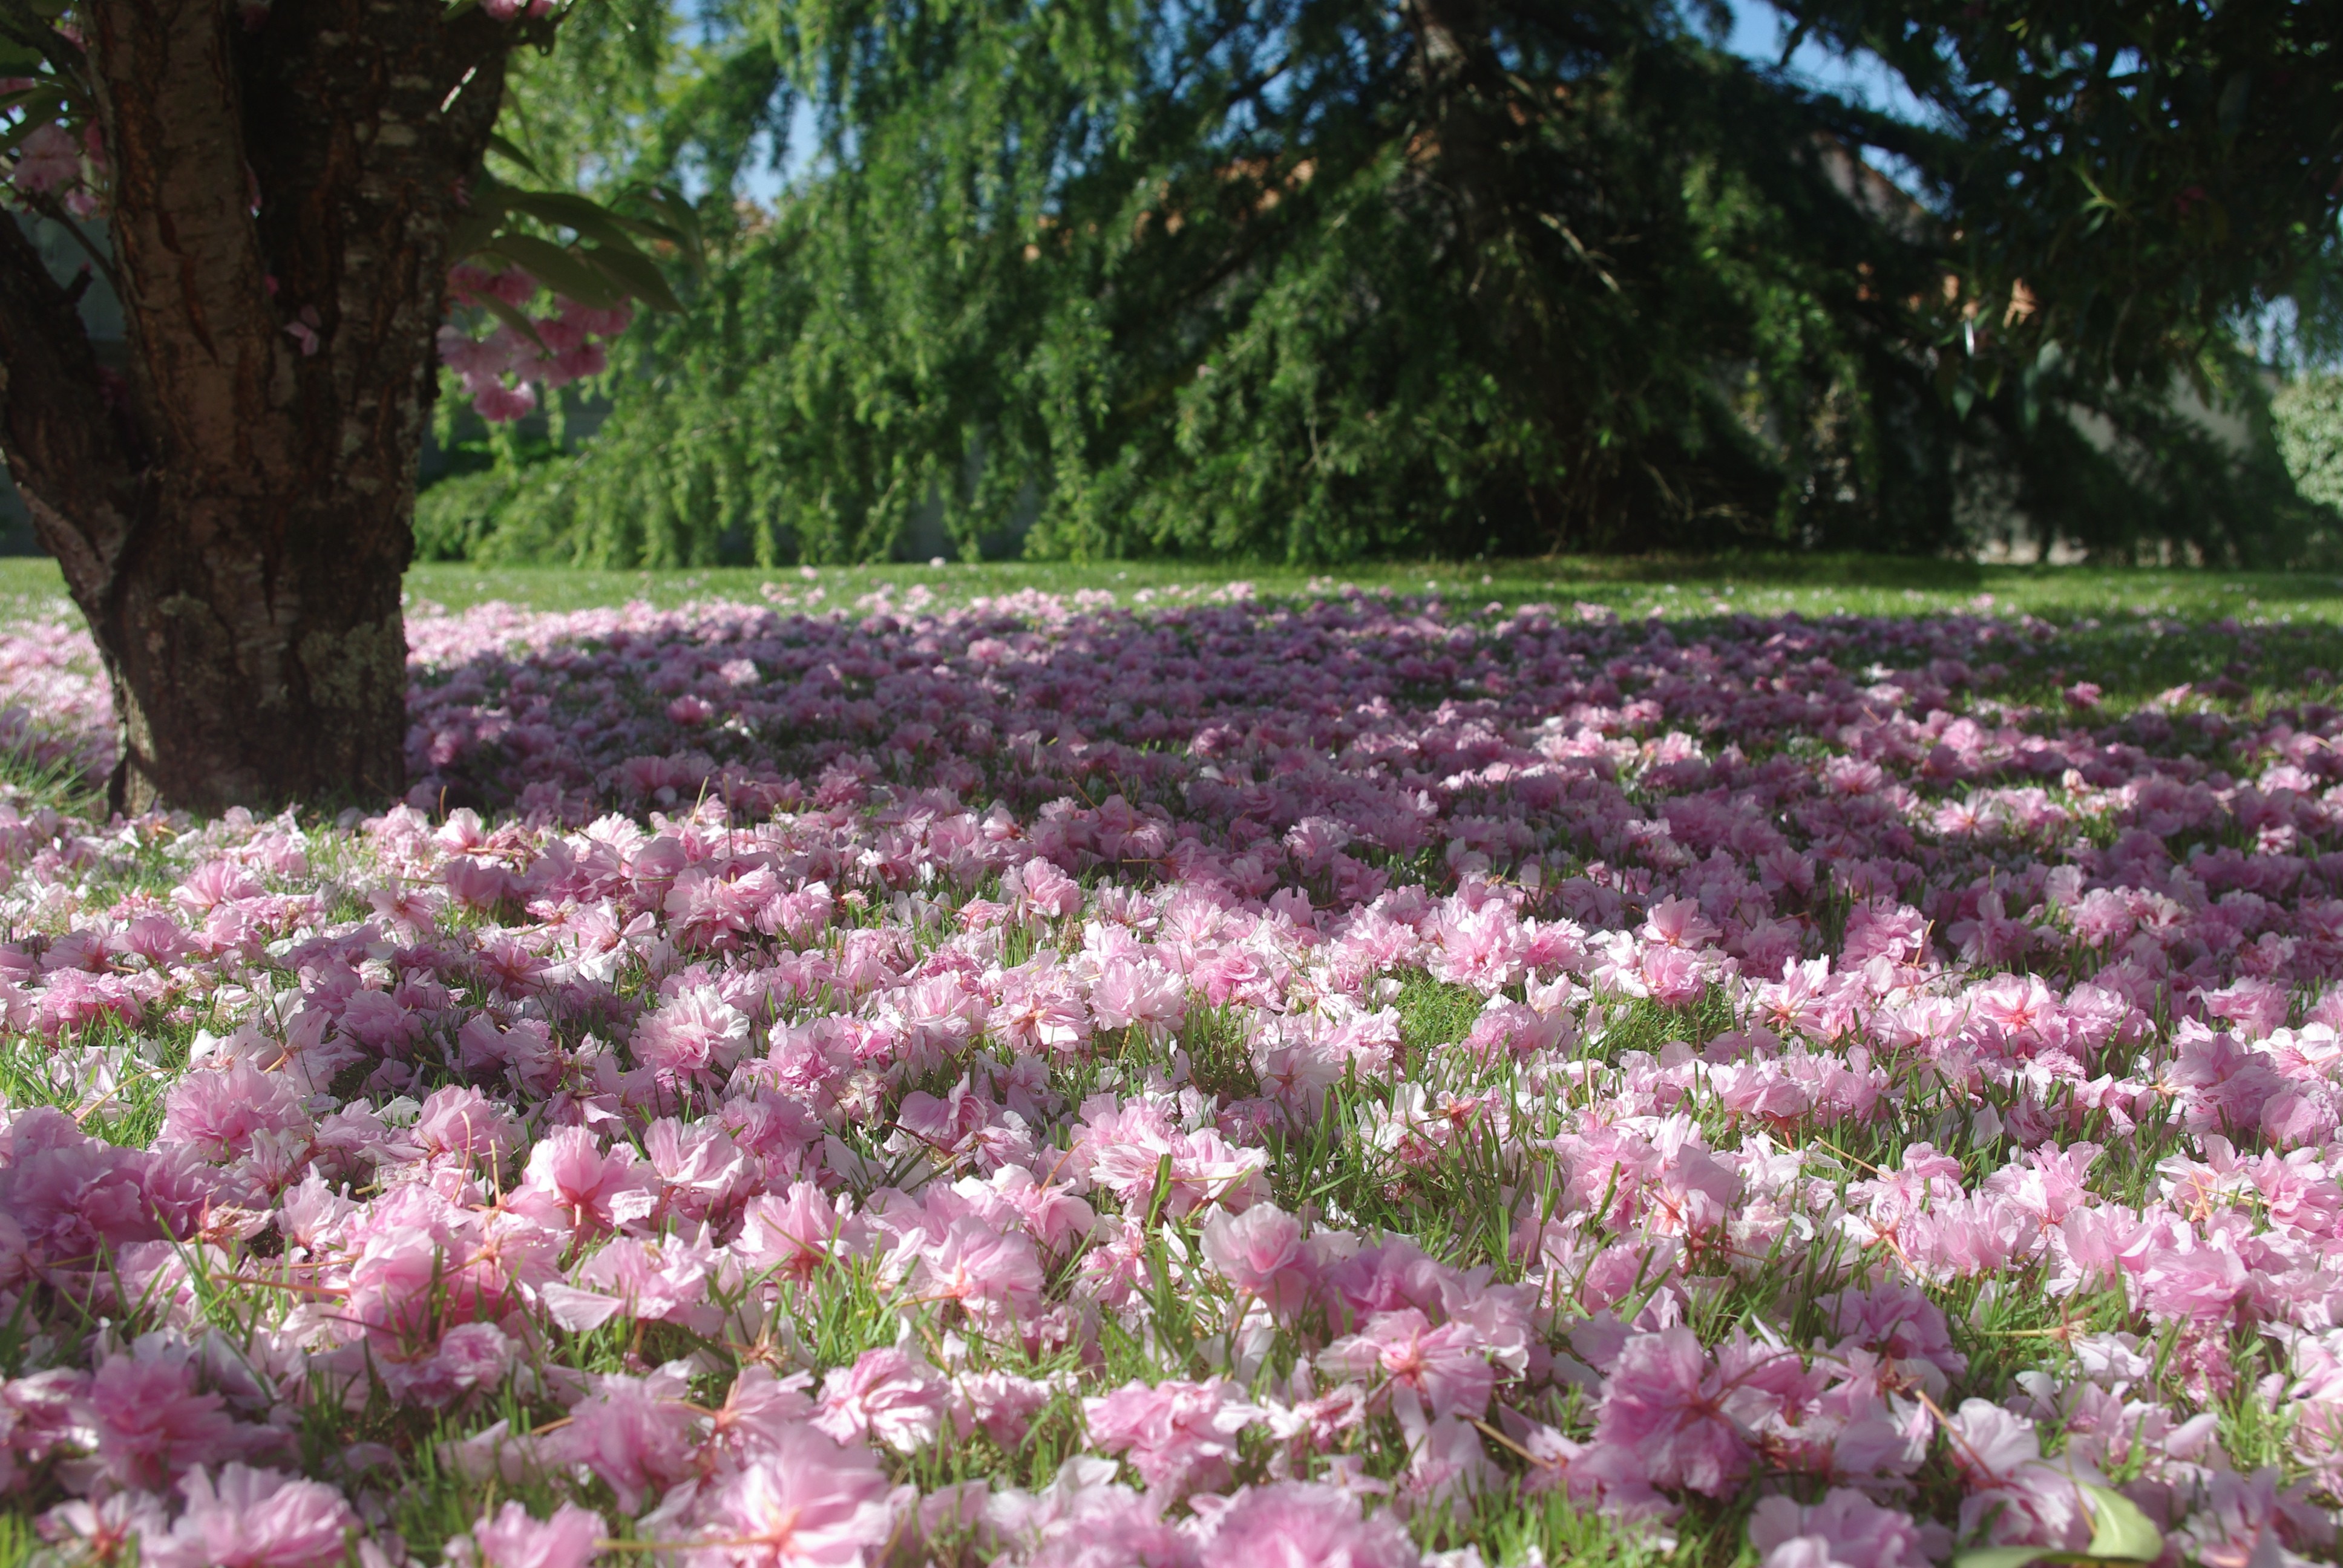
xmin=0 ymin=209 xmax=142 ymax=604
xmin=10 ymin=192 xmax=122 ymax=298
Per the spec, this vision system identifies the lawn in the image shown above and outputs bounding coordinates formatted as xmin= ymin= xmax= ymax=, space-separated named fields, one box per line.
xmin=0 ymin=555 xmax=2336 ymax=1568
xmin=3 ymin=551 xmax=2342 ymax=622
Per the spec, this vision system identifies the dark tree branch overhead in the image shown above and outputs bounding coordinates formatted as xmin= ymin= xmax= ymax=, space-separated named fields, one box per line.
xmin=0 ymin=202 xmax=140 ymax=598
xmin=1773 ymin=0 xmax=2343 ymax=382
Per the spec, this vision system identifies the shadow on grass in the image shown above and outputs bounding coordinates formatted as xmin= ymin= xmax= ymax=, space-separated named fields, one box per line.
xmin=0 ymin=742 xmax=103 ymax=818
xmin=1527 ymin=552 xmax=2343 ymax=601
xmin=13 ymin=557 xmax=2343 ymax=823
xmin=1516 ymin=552 xmax=1990 ymax=589
xmin=397 ymin=574 xmax=2343 ymax=823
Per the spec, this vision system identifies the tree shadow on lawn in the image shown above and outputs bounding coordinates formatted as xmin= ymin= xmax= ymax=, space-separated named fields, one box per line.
xmin=1524 ymin=552 xmax=1991 ymax=589
xmin=401 ymin=586 xmax=2343 ymax=825
xmin=1523 ymin=552 xmax=2343 ymax=609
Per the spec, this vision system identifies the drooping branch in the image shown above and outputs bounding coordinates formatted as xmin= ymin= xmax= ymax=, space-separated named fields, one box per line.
xmin=0 ymin=209 xmax=143 ymax=606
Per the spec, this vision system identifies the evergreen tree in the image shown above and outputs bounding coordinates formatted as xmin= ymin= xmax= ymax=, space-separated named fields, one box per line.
xmin=439 ymin=0 xmax=2342 ymax=566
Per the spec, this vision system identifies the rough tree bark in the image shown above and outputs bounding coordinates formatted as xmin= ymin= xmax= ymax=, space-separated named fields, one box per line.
xmin=0 ymin=0 xmax=510 ymax=814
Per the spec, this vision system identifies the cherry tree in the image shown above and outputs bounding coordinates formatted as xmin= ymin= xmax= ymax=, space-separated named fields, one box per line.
xmin=0 ymin=0 xmax=678 ymax=811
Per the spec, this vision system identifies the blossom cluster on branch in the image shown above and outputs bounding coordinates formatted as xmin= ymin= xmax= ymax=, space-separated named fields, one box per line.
xmin=4 ymin=119 xmax=102 ymax=218
xmin=1 ymin=2 xmax=641 ymax=423
xmin=437 ymin=267 xmax=632 ymax=423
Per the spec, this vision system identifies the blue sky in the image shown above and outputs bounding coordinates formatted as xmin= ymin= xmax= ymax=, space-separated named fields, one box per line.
xmin=733 ymin=0 xmax=1927 ymax=206
xmin=1723 ymin=0 xmax=1933 ymax=124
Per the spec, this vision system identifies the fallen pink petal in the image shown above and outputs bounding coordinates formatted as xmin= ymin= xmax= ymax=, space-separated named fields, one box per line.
xmin=0 ymin=580 xmax=2336 ymax=1566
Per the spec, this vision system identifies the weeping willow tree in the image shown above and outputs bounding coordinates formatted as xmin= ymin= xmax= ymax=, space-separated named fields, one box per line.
xmin=422 ymin=0 xmax=2342 ymax=565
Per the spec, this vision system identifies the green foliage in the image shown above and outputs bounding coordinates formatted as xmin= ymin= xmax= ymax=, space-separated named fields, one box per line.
xmin=415 ymin=467 xmax=526 ymax=563
xmin=1778 ymin=0 xmax=2343 ymax=385
xmin=2276 ymin=375 xmax=2343 ymax=514
xmin=419 ymin=0 xmax=2343 ymax=567
xmin=0 ymin=1512 xmax=34 ymax=1568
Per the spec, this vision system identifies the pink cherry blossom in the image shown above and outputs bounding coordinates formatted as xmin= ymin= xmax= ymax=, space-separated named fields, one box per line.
xmin=76 ymin=1339 xmax=257 ymax=1491
xmin=7 ymin=582 xmax=2343 ymax=1566
xmin=813 ymin=1347 xmax=952 ymax=1452
xmin=539 ymin=1366 xmax=704 ymax=1513
xmin=1084 ymin=1377 xmax=1261 ymax=1496
xmin=1584 ymin=1325 xmax=1755 ymax=1497
xmin=1748 ymin=1490 xmax=1936 ymax=1568
xmin=144 ymin=1465 xmax=358 ymax=1568
xmin=1199 ymin=1201 xmax=1311 ymax=1315
xmin=11 ymin=123 xmax=81 ymax=193
xmin=683 ymin=1422 xmax=902 ymax=1566
xmin=454 ymin=1501 xmax=608 ymax=1568
xmin=1317 ymin=1308 xmax=1498 ymax=1421
xmin=1192 ymin=1481 xmax=1419 ymax=1568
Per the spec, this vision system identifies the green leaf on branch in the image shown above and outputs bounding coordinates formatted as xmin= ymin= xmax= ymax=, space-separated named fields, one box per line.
xmin=626 ymin=186 xmax=706 ymax=276
xmin=474 ymin=292 xmax=550 ymax=353
xmin=446 ymin=180 xmax=514 ymax=263
xmin=499 ymin=189 xmax=662 ymax=257
xmin=576 ymin=243 xmax=682 ymax=313
xmin=452 ymin=175 xmax=681 ymax=311
xmin=484 ymin=133 xmax=546 ymax=179
xmin=0 ymin=103 xmax=67 ymax=157
xmin=479 ymin=234 xmax=624 ymax=309
xmin=1953 ymin=1550 xmax=2065 ymax=1568
xmin=0 ymin=84 xmax=67 ymax=124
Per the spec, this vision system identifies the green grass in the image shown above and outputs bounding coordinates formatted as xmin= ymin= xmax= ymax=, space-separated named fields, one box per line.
xmin=393 ymin=555 xmax=2343 ymax=628
xmin=8 ymin=552 xmax=2343 ymax=624
xmin=13 ymin=554 xmax=2343 ymax=774
xmin=4 ymin=547 xmax=2333 ymax=1564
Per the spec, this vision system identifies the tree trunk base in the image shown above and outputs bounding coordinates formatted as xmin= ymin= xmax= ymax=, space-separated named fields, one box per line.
xmin=99 ymin=547 xmax=408 ymax=817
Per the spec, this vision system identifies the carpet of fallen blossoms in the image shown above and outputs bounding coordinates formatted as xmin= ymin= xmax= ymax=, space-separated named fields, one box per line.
xmin=4 ymin=578 xmax=2343 ymax=1568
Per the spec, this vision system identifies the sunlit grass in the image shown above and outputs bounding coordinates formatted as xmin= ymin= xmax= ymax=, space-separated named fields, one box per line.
xmin=4 ymin=552 xmax=2343 ymax=626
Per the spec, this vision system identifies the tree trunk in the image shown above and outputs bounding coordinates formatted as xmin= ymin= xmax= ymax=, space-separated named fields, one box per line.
xmin=0 ymin=0 xmax=509 ymax=814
